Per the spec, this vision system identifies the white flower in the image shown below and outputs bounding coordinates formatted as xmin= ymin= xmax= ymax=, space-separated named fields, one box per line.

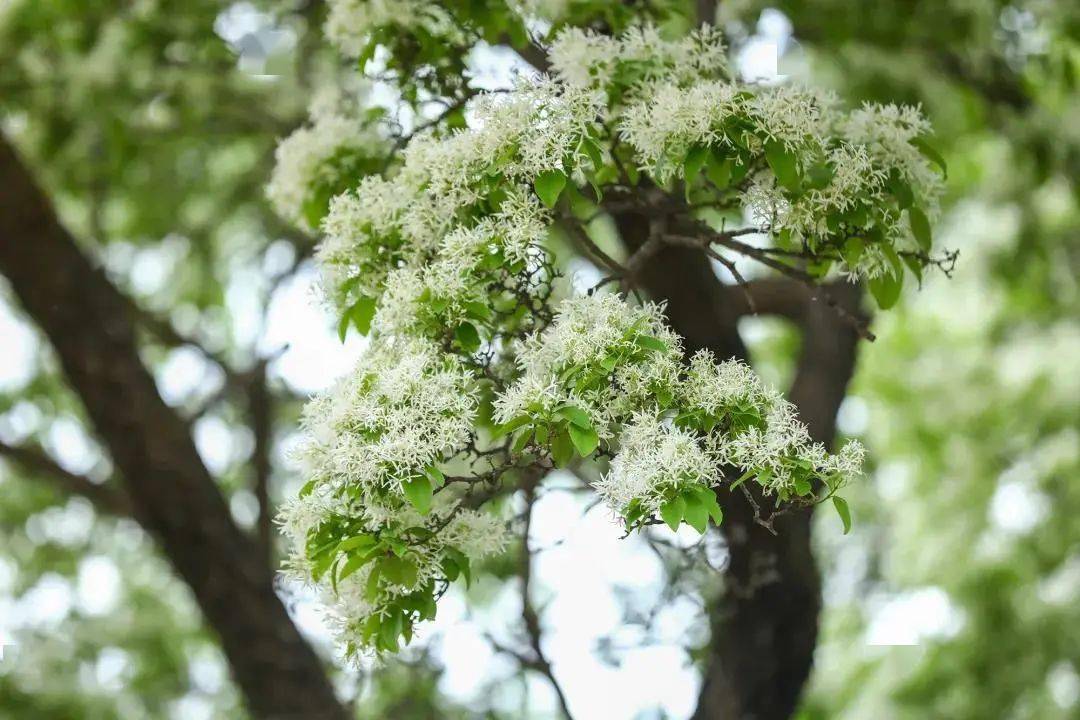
xmin=325 ymin=0 xmax=460 ymax=59
xmin=494 ymin=293 xmax=683 ymax=437
xmin=594 ymin=413 xmax=718 ymax=516
xmin=549 ymin=25 xmax=730 ymax=93
xmin=684 ymin=351 xmax=863 ymax=494
xmin=294 ymin=338 xmax=477 ymax=501
xmin=267 ymin=110 xmax=382 ymax=231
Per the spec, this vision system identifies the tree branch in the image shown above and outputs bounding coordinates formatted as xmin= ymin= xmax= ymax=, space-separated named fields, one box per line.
xmin=0 ymin=135 xmax=347 ymax=720
xmin=0 ymin=439 xmax=132 ymax=517
xmin=248 ymin=360 xmax=274 ymax=562
xmin=520 ymin=479 xmax=574 ymax=720
xmin=691 ymin=282 xmax=865 ymax=720
xmin=612 ymin=204 xmax=866 ymax=720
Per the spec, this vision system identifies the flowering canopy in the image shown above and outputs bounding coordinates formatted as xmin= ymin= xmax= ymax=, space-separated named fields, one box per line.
xmin=271 ymin=3 xmax=949 ymax=658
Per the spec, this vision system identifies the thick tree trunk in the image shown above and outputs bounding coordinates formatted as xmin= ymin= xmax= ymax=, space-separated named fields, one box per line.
xmin=0 ymin=137 xmax=347 ymax=720
xmin=622 ymin=214 xmax=862 ymax=720
xmin=691 ymin=283 xmax=861 ymax=720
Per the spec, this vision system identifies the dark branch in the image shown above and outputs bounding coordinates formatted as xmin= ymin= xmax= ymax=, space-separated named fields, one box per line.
xmin=0 ymin=135 xmax=347 ymax=720
xmin=0 ymin=439 xmax=132 ymax=516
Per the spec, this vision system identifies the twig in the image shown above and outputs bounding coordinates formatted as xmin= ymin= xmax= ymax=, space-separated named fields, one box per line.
xmin=519 ymin=478 xmax=575 ymax=720
xmin=561 ymin=219 xmax=628 ymax=277
xmin=665 ymin=228 xmax=876 ymax=341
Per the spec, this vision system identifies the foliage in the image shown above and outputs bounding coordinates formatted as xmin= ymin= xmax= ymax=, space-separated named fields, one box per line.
xmin=267 ymin=5 xmax=955 ymax=657
xmin=1 ymin=0 xmax=1075 ymax=717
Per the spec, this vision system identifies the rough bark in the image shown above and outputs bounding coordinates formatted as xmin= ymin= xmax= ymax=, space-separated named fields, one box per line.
xmin=621 ymin=212 xmax=863 ymax=720
xmin=0 ymin=137 xmax=347 ymax=720
xmin=691 ymin=282 xmax=862 ymax=720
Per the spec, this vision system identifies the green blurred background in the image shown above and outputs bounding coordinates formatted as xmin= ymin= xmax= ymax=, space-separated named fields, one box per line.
xmin=0 ymin=1 xmax=1077 ymax=718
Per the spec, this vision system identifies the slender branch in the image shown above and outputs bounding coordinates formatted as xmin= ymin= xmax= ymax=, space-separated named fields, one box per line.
xmin=248 ymin=360 xmax=274 ymax=560
xmin=520 ymin=478 xmax=574 ymax=720
xmin=560 ymin=218 xmax=628 ymax=277
xmin=664 ymin=229 xmax=876 ymax=341
xmin=502 ymin=35 xmax=551 ymax=74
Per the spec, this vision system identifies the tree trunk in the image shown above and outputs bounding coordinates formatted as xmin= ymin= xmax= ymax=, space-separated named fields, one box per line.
xmin=622 ymin=213 xmax=863 ymax=720
xmin=0 ymin=137 xmax=347 ymax=720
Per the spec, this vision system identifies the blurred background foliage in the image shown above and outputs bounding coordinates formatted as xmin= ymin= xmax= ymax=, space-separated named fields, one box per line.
xmin=0 ymin=0 xmax=1077 ymax=718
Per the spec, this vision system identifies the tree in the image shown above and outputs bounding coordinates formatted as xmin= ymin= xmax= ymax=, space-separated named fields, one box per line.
xmin=0 ymin=2 xmax=1074 ymax=719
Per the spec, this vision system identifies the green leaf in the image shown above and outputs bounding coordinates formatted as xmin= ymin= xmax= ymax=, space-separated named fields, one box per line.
xmin=693 ymin=486 xmax=724 ymax=526
xmin=804 ymin=162 xmax=834 ymax=190
xmin=903 ymin=253 xmax=924 ymax=283
xmin=298 ymin=479 xmax=317 ymax=498
xmin=633 ymin=334 xmax=668 ymax=352
xmin=881 ymin=243 xmax=905 ymax=278
xmin=840 ymin=238 xmax=864 ymax=268
xmin=580 ymin=137 xmax=605 ymax=170
xmin=832 ymin=496 xmax=852 ymax=535
xmin=337 ymin=313 xmax=351 ymax=343
xmin=793 ymin=478 xmax=812 ymax=496
xmin=659 ymin=495 xmax=686 ymax=532
xmin=869 ymin=270 xmax=903 ymax=310
xmin=336 ymin=535 xmax=376 ymax=554
xmin=550 ymin=428 xmax=575 ymax=468
xmin=764 ymin=140 xmax=801 ymax=193
xmin=729 ymin=468 xmax=754 ymax=491
xmin=444 ymin=548 xmax=471 ymax=587
xmin=403 ymin=474 xmax=433 ymax=515
xmin=338 ymin=550 xmax=377 ymax=583
xmin=339 ymin=295 xmax=376 ymax=341
xmin=423 ymin=464 xmax=445 ymax=488
xmin=356 ymin=38 xmax=378 ymax=71
xmin=493 ymin=415 xmax=532 ymax=438
xmin=909 ymin=206 xmax=932 ymax=252
xmin=454 ymin=322 xmax=481 ymax=353
xmin=683 ymin=145 xmax=709 ymax=197
xmin=682 ymin=492 xmax=708 ymax=534
xmin=441 ymin=557 xmax=460 ymax=582
xmin=382 ymin=556 xmax=419 ymax=587
xmin=567 ymin=422 xmax=599 ymax=457
xmin=421 ymin=592 xmax=438 ymax=620
xmin=623 ymin=498 xmax=645 ymax=529
xmin=463 ymin=300 xmax=493 ymax=322
xmin=379 ymin=611 xmax=401 ymax=652
xmin=888 ymin=173 xmax=914 ymax=210
xmin=911 ymin=137 xmax=948 ymax=178
xmin=365 ymin=564 xmax=381 ymax=601
xmin=706 ymin=498 xmax=723 ymax=526
xmin=511 ymin=427 xmax=534 ymax=453
xmin=705 ymin=152 xmax=731 ymax=189
xmin=534 ymin=169 xmax=567 ymax=208
xmin=554 ymin=405 xmax=592 ymax=429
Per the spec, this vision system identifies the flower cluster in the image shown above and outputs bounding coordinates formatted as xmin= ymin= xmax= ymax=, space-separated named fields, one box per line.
xmin=279 ymin=493 xmax=506 ymax=656
xmin=325 ymin=0 xmax=461 ymax=59
xmin=496 ymin=294 xmax=863 ymax=522
xmin=317 ymin=79 xmax=598 ymax=314
xmin=546 ymin=25 xmax=945 ymax=281
xmin=267 ymin=98 xmax=384 ymax=231
xmin=549 ymin=25 xmax=731 ymax=93
xmin=683 ymin=351 xmax=865 ymax=498
xmin=268 ymin=20 xmax=929 ymax=658
xmin=594 ymin=413 xmax=718 ymax=517
xmin=494 ymin=294 xmax=683 ymax=441
xmin=293 ymin=339 xmax=477 ymax=504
